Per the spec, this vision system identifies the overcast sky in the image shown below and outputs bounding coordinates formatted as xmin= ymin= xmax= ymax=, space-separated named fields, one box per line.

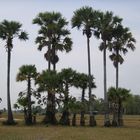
xmin=0 ymin=0 xmax=140 ymax=109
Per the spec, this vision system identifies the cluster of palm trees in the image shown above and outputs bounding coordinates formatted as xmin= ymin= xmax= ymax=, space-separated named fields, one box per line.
xmin=0 ymin=6 xmax=135 ymax=126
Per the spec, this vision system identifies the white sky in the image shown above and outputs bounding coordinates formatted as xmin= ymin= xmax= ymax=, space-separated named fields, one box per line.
xmin=0 ymin=0 xmax=140 ymax=109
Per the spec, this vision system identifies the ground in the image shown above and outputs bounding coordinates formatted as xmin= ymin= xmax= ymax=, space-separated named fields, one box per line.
xmin=0 ymin=114 xmax=140 ymax=140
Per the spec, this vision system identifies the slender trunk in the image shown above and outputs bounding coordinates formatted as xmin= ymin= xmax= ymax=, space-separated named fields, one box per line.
xmin=87 ymin=37 xmax=96 ymax=126
xmin=7 ymin=48 xmax=14 ymax=124
xmin=103 ymin=44 xmax=110 ymax=127
xmin=48 ymin=44 xmax=51 ymax=71
xmin=52 ymin=45 xmax=57 ymax=123
xmin=80 ymin=88 xmax=85 ymax=126
xmin=27 ymin=77 xmax=32 ymax=124
xmin=52 ymin=45 xmax=56 ymax=71
xmin=50 ymin=45 xmax=57 ymax=124
xmin=116 ymin=50 xmax=119 ymax=89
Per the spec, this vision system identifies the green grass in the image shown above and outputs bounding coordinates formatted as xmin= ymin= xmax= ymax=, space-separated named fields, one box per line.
xmin=0 ymin=114 xmax=140 ymax=140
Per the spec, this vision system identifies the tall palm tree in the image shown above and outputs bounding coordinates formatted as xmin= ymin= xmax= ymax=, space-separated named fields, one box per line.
xmin=33 ymin=11 xmax=72 ymax=71
xmin=94 ymin=11 xmax=122 ymax=126
xmin=109 ymin=24 xmax=136 ymax=89
xmin=0 ymin=20 xmax=28 ymax=124
xmin=33 ymin=12 xmax=72 ymax=124
xmin=71 ymin=6 xmax=97 ymax=126
xmin=16 ymin=65 xmax=37 ymax=125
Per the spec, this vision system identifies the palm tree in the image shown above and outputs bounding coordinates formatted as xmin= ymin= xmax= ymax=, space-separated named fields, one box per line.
xmin=58 ymin=68 xmax=76 ymax=125
xmin=14 ymin=96 xmax=28 ymax=123
xmin=94 ymin=11 xmax=122 ymax=126
xmin=36 ymin=70 xmax=60 ymax=124
xmin=33 ymin=12 xmax=72 ymax=124
xmin=16 ymin=65 xmax=37 ymax=124
xmin=74 ymin=72 xmax=96 ymax=126
xmin=33 ymin=11 xmax=72 ymax=71
xmin=108 ymin=87 xmax=130 ymax=126
xmin=71 ymin=6 xmax=98 ymax=126
xmin=69 ymin=97 xmax=81 ymax=126
xmin=109 ymin=24 xmax=136 ymax=89
xmin=0 ymin=20 xmax=28 ymax=124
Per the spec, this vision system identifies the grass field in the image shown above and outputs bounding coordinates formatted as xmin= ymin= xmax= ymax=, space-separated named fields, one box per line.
xmin=0 ymin=114 xmax=140 ymax=140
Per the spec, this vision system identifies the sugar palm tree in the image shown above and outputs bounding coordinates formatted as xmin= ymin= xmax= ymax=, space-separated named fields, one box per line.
xmin=71 ymin=6 xmax=98 ymax=126
xmin=16 ymin=65 xmax=37 ymax=125
xmin=33 ymin=11 xmax=72 ymax=71
xmin=109 ymin=24 xmax=136 ymax=89
xmin=14 ymin=96 xmax=28 ymax=123
xmin=0 ymin=20 xmax=28 ymax=124
xmin=33 ymin=12 xmax=72 ymax=124
xmin=74 ymin=72 xmax=96 ymax=126
xmin=58 ymin=68 xmax=76 ymax=125
xmin=36 ymin=70 xmax=60 ymax=124
xmin=108 ymin=87 xmax=130 ymax=126
xmin=94 ymin=11 xmax=122 ymax=126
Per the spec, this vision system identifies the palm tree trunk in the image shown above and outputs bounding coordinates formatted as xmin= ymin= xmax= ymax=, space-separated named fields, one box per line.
xmin=116 ymin=51 xmax=119 ymax=89
xmin=112 ymin=102 xmax=119 ymax=126
xmin=118 ymin=99 xmax=123 ymax=126
xmin=48 ymin=44 xmax=51 ymax=71
xmin=87 ymin=37 xmax=96 ymax=126
xmin=51 ymin=45 xmax=57 ymax=124
xmin=27 ymin=77 xmax=32 ymax=124
xmin=7 ymin=48 xmax=14 ymax=124
xmin=103 ymin=46 xmax=110 ymax=127
xmin=59 ymin=83 xmax=70 ymax=125
xmin=80 ymin=88 xmax=85 ymax=126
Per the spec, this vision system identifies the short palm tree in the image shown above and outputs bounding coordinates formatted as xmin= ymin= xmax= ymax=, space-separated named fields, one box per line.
xmin=71 ymin=6 xmax=98 ymax=126
xmin=58 ymin=68 xmax=76 ymax=125
xmin=109 ymin=24 xmax=136 ymax=89
xmin=74 ymin=72 xmax=96 ymax=126
xmin=108 ymin=87 xmax=130 ymax=126
xmin=94 ymin=11 xmax=122 ymax=126
xmin=16 ymin=65 xmax=37 ymax=125
xmin=0 ymin=20 xmax=28 ymax=124
xmin=36 ymin=70 xmax=60 ymax=124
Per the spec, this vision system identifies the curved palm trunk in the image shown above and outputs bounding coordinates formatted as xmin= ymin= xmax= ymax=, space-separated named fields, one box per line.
xmin=103 ymin=46 xmax=111 ymax=127
xmin=7 ymin=48 xmax=14 ymax=124
xmin=87 ymin=37 xmax=96 ymax=126
xmin=80 ymin=88 xmax=85 ymax=126
xmin=27 ymin=77 xmax=32 ymax=125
